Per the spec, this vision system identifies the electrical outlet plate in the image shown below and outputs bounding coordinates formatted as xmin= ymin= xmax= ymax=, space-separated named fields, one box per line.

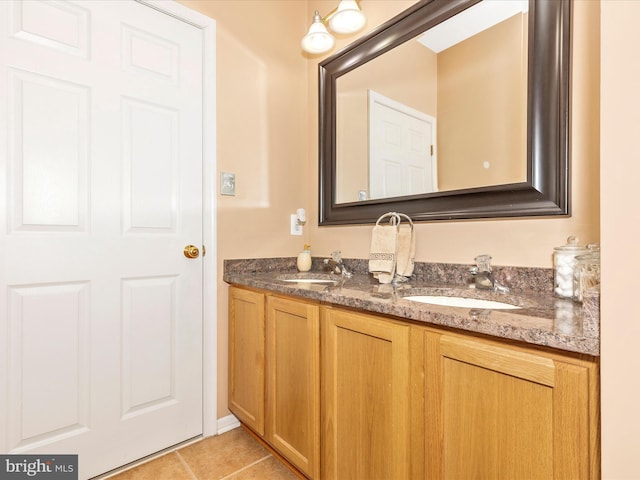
xmin=290 ymin=214 xmax=302 ymax=235
xmin=220 ymin=172 xmax=235 ymax=195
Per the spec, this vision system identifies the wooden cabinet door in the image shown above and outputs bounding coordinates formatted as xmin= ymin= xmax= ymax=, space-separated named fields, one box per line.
xmin=228 ymin=287 xmax=265 ymax=435
xmin=321 ymin=307 xmax=411 ymax=480
xmin=266 ymin=295 xmax=320 ymax=479
xmin=425 ymin=331 xmax=599 ymax=479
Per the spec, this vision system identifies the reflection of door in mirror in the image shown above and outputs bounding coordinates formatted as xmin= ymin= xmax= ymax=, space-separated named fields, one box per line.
xmin=335 ymin=0 xmax=528 ymax=205
xmin=368 ymin=91 xmax=437 ymax=200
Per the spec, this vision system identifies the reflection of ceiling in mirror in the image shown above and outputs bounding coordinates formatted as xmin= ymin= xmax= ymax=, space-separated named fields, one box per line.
xmin=418 ymin=0 xmax=528 ymax=53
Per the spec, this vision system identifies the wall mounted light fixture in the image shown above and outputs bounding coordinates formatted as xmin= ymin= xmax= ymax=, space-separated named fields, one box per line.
xmin=301 ymin=0 xmax=366 ymax=54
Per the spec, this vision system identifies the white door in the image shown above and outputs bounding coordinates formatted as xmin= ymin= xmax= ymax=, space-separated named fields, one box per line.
xmin=369 ymin=90 xmax=438 ymax=199
xmin=0 ymin=1 xmax=205 ymax=478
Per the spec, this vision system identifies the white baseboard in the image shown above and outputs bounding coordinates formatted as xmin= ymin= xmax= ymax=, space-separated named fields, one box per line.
xmin=216 ymin=414 xmax=240 ymax=435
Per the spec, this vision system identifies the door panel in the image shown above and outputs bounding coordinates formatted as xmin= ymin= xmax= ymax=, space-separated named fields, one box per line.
xmin=7 ymin=283 xmax=91 ymax=449
xmin=121 ymin=276 xmax=178 ymax=417
xmin=10 ymin=0 xmax=90 ymax=58
xmin=122 ymin=24 xmax=179 ymax=83
xmin=122 ymin=99 xmax=178 ymax=232
xmin=8 ymin=68 xmax=89 ymax=231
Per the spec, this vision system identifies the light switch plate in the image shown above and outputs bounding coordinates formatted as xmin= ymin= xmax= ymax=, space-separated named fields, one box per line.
xmin=220 ymin=172 xmax=235 ymax=195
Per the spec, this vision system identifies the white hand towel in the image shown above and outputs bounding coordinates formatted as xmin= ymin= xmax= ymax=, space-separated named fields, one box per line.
xmin=395 ymin=222 xmax=415 ymax=278
xmin=369 ymin=221 xmax=398 ymax=284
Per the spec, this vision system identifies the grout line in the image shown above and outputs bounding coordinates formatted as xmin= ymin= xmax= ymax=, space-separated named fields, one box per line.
xmin=175 ymin=451 xmax=199 ymax=480
xmin=218 ymin=454 xmax=273 ymax=480
xmin=96 ymin=436 xmax=202 ymax=479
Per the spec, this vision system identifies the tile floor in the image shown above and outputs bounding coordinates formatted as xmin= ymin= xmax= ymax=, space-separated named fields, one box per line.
xmin=105 ymin=427 xmax=301 ymax=480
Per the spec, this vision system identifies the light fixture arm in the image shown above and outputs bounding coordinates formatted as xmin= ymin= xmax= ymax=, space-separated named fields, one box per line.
xmin=313 ymin=9 xmax=326 ymax=25
xmin=319 ymin=6 xmax=339 ymax=25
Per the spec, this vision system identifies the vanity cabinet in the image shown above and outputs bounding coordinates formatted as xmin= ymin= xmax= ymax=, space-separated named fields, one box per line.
xmin=321 ymin=306 xmax=412 ymax=480
xmin=228 ymin=286 xmax=320 ymax=479
xmin=423 ymin=330 xmax=600 ymax=479
xmin=228 ymin=287 xmax=600 ymax=479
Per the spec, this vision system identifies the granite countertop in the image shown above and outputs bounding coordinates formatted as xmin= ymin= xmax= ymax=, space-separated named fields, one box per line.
xmin=224 ymin=258 xmax=600 ymax=357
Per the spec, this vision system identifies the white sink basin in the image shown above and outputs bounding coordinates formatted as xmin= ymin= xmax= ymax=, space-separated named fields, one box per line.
xmin=281 ymin=278 xmax=337 ymax=285
xmin=278 ymin=275 xmax=338 ymax=285
xmin=404 ymin=295 xmax=520 ymax=310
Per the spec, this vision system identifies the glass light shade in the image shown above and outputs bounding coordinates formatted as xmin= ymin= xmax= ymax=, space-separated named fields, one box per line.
xmin=301 ymin=11 xmax=335 ymax=54
xmin=328 ymin=0 xmax=366 ymax=34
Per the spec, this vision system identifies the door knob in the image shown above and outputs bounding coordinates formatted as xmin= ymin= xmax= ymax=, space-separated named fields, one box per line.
xmin=184 ymin=245 xmax=200 ymax=259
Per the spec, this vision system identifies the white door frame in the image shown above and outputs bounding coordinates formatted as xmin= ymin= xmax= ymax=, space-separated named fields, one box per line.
xmin=137 ymin=0 xmax=218 ymax=437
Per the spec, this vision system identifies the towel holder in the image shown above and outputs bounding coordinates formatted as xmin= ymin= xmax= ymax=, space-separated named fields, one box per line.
xmin=375 ymin=212 xmax=413 ymax=230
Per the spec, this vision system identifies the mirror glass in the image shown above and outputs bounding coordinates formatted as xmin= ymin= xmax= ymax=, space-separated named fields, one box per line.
xmin=319 ymin=0 xmax=570 ymax=225
xmin=336 ymin=1 xmax=529 ymax=203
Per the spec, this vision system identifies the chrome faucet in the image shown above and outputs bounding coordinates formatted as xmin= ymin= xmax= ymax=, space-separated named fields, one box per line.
xmin=323 ymin=250 xmax=352 ymax=277
xmin=470 ymin=254 xmax=509 ymax=293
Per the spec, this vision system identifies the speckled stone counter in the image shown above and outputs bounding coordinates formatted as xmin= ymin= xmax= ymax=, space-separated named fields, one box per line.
xmin=224 ymin=258 xmax=600 ymax=356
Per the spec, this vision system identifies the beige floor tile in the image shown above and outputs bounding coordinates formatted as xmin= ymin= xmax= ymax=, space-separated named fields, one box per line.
xmin=226 ymin=456 xmax=300 ymax=480
xmin=177 ymin=428 xmax=271 ymax=480
xmin=107 ymin=452 xmax=194 ymax=480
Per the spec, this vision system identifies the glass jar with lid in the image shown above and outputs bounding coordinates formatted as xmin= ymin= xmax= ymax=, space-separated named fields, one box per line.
xmin=572 ymin=243 xmax=600 ymax=302
xmin=554 ymin=236 xmax=589 ymax=299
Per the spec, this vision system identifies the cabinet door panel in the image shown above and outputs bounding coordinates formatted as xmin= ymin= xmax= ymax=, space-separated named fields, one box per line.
xmin=228 ymin=287 xmax=265 ymax=435
xmin=426 ymin=331 xmax=598 ymax=480
xmin=553 ymin=362 xmax=591 ymax=479
xmin=322 ymin=307 xmax=410 ymax=480
xmin=266 ymin=296 xmax=319 ymax=478
xmin=442 ymin=352 xmax=554 ymax=478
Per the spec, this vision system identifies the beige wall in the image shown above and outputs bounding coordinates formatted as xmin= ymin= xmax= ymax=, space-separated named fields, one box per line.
xmin=600 ymin=1 xmax=640 ymax=478
xmin=178 ymin=0 xmax=606 ymax=455
xmin=177 ymin=0 xmax=311 ymax=418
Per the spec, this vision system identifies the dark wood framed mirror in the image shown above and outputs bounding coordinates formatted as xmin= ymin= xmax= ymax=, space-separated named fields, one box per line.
xmin=319 ymin=0 xmax=570 ymax=225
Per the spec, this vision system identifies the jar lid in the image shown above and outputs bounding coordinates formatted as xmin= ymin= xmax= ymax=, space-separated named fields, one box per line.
xmin=576 ymin=252 xmax=599 ymax=261
xmin=576 ymin=243 xmax=600 ymax=262
xmin=554 ymin=235 xmax=588 ymax=252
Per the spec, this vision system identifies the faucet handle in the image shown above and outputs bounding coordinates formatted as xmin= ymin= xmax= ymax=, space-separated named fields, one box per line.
xmin=331 ymin=250 xmax=343 ymax=262
xmin=474 ymin=254 xmax=493 ymax=272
